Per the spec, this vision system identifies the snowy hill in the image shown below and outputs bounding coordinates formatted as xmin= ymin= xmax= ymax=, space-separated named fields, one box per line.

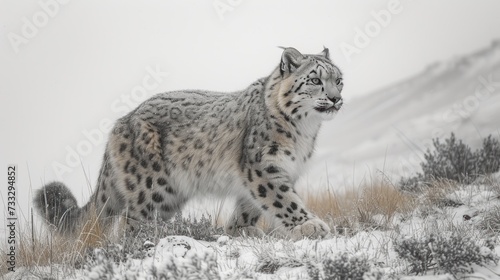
xmin=309 ymin=41 xmax=500 ymax=189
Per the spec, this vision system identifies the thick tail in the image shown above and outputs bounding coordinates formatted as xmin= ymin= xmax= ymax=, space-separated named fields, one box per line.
xmin=34 ymin=182 xmax=82 ymax=234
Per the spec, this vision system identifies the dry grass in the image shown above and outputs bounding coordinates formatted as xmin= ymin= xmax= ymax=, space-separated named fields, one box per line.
xmin=1 ymin=204 xmax=229 ymax=277
xmin=305 ymin=180 xmax=414 ymax=234
xmin=482 ymin=174 xmax=500 ymax=198
xmin=414 ymin=179 xmax=469 ymax=213
xmin=0 ymin=207 xmax=110 ymax=278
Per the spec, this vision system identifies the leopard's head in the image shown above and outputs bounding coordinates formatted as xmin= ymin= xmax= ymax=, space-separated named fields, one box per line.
xmin=275 ymin=47 xmax=343 ymax=121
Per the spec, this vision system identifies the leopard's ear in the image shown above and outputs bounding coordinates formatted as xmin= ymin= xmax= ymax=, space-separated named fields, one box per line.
xmin=280 ymin=47 xmax=305 ymax=76
xmin=320 ymin=46 xmax=330 ymax=60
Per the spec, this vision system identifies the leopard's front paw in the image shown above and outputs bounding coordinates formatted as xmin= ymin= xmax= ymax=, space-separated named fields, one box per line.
xmin=291 ymin=218 xmax=330 ymax=241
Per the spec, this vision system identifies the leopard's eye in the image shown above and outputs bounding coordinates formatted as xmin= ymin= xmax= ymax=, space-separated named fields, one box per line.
xmin=336 ymin=78 xmax=343 ymax=85
xmin=311 ymin=78 xmax=322 ymax=85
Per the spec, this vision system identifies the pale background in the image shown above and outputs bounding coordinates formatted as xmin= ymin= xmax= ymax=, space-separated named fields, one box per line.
xmin=1 ymin=0 xmax=500 ymax=238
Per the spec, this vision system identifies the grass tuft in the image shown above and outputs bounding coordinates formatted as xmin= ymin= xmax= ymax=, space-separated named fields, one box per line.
xmin=305 ymin=179 xmax=414 ymax=234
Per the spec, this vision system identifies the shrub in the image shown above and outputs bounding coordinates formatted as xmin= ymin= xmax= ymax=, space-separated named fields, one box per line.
xmin=422 ymin=133 xmax=476 ymax=183
xmin=323 ymin=253 xmax=370 ymax=280
xmin=166 ymin=212 xmax=224 ymax=241
xmin=307 ymin=252 xmax=382 ymax=280
xmin=475 ymin=135 xmax=500 ymax=175
xmin=478 ymin=205 xmax=500 ymax=233
xmin=400 ymin=134 xmax=500 ymax=191
xmin=393 ymin=235 xmax=433 ymax=274
xmin=394 ymin=233 xmax=498 ymax=276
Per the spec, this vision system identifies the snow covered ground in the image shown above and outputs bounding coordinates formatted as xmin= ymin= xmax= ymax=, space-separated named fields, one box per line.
xmin=5 ymin=179 xmax=500 ymax=279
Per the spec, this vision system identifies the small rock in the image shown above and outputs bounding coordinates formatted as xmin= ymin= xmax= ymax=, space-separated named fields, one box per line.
xmin=217 ymin=235 xmax=230 ymax=246
xmin=462 ymin=209 xmax=479 ymax=221
xmin=143 ymin=240 xmax=155 ymax=249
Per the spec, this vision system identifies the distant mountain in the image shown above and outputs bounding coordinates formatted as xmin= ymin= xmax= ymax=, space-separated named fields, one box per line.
xmin=307 ymin=41 xmax=500 ymax=189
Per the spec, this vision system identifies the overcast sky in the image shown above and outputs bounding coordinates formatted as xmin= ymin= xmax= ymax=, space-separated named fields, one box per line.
xmin=1 ymin=0 xmax=500 ymax=227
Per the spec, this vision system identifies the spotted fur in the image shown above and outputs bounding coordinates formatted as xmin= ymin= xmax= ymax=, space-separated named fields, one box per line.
xmin=34 ymin=47 xmax=343 ymax=240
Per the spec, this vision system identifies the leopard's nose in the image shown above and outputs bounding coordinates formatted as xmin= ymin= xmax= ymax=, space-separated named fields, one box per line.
xmin=329 ymin=96 xmax=343 ymax=109
xmin=329 ymin=96 xmax=342 ymax=105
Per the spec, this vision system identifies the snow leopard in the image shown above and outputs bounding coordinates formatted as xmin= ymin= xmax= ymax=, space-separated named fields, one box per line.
xmin=34 ymin=47 xmax=344 ymax=240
